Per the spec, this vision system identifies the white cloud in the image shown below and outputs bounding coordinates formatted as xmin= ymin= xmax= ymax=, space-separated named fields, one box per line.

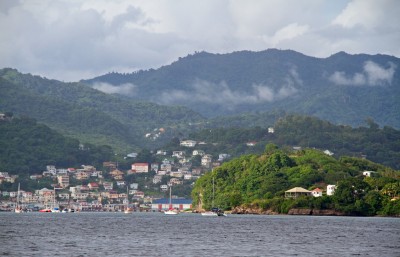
xmin=92 ymin=82 xmax=137 ymax=96
xmin=364 ymin=61 xmax=396 ymax=86
xmin=157 ymin=68 xmax=300 ymax=109
xmin=329 ymin=61 xmax=396 ymax=86
xmin=0 ymin=0 xmax=399 ymax=81
xmin=269 ymin=23 xmax=310 ymax=46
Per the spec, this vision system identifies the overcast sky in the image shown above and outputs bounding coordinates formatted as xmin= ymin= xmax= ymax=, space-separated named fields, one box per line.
xmin=0 ymin=0 xmax=399 ymax=82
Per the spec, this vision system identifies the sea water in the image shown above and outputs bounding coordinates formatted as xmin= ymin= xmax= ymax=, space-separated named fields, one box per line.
xmin=0 ymin=212 xmax=399 ymax=256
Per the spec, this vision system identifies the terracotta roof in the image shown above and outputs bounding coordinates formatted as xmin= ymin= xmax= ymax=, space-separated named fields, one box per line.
xmin=312 ymin=188 xmax=323 ymax=192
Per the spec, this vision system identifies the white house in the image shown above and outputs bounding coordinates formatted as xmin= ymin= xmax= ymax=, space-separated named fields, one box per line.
xmin=160 ymin=185 xmax=168 ymax=191
xmin=192 ymin=150 xmax=205 ymax=156
xmin=201 ymin=154 xmax=213 ymax=168
xmin=362 ymin=171 xmax=375 ymax=177
xmin=180 ymin=140 xmax=197 ymax=147
xmin=327 ymin=185 xmax=336 ymax=196
xmin=311 ymin=188 xmax=323 ymax=197
xmin=172 ymin=151 xmax=185 ymax=158
xmin=268 ymin=127 xmax=275 ymax=133
xmin=323 ymin=150 xmax=334 ymax=156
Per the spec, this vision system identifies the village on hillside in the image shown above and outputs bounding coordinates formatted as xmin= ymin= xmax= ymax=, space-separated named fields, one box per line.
xmin=0 ymin=139 xmax=235 ymax=212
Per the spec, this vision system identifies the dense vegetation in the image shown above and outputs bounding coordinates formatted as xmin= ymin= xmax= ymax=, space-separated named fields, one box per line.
xmin=192 ymin=146 xmax=400 ymax=216
xmin=0 ymin=68 xmax=205 ymax=152
xmin=83 ymin=49 xmax=400 ymax=128
xmin=0 ymin=116 xmax=113 ymax=174
xmin=188 ymin=115 xmax=400 ymax=169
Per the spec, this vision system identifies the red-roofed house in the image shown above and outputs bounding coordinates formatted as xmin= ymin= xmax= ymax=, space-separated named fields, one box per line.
xmin=88 ymin=182 xmax=99 ymax=190
xmin=131 ymin=163 xmax=149 ymax=173
xmin=311 ymin=188 xmax=323 ymax=197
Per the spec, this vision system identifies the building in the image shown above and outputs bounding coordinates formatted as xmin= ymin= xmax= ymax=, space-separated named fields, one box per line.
xmin=327 ymin=185 xmax=336 ymax=196
xmin=102 ymin=182 xmax=113 ymax=190
xmin=57 ymin=175 xmax=69 ymax=188
xmin=172 ymin=151 xmax=185 ymax=158
xmin=311 ymin=188 xmax=323 ymax=197
xmin=362 ymin=171 xmax=376 ymax=177
xmin=201 ymin=154 xmax=213 ymax=168
xmin=285 ymin=187 xmax=312 ymax=198
xmin=192 ymin=150 xmax=205 ymax=156
xmin=131 ymin=163 xmax=149 ymax=173
xmin=180 ymin=140 xmax=197 ymax=147
xmin=151 ymin=198 xmax=192 ymax=211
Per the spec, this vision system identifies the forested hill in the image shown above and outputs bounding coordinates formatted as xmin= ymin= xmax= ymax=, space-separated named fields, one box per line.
xmin=187 ymin=115 xmax=400 ymax=170
xmin=192 ymin=147 xmax=400 ymax=216
xmin=0 ymin=68 xmax=205 ymax=152
xmin=82 ymin=49 xmax=400 ymax=128
xmin=0 ymin=116 xmax=113 ymax=174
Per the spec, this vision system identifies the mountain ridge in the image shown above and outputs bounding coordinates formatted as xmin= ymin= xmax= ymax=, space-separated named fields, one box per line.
xmin=82 ymin=49 xmax=400 ymax=128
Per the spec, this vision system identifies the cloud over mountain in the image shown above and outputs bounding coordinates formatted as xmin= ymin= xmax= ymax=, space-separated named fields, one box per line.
xmin=329 ymin=61 xmax=396 ymax=86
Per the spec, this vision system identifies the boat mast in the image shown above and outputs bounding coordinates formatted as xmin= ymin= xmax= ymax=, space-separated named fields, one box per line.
xmin=16 ymin=183 xmax=20 ymax=209
xmin=169 ymin=186 xmax=172 ymax=209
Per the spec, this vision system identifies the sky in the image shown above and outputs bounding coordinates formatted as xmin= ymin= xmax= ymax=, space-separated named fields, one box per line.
xmin=0 ymin=0 xmax=399 ymax=82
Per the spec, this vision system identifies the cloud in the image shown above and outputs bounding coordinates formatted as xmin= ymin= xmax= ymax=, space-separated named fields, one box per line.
xmin=364 ymin=61 xmax=396 ymax=85
xmin=268 ymin=23 xmax=310 ymax=46
xmin=329 ymin=61 xmax=396 ymax=86
xmin=0 ymin=1 xmax=399 ymax=81
xmin=92 ymin=82 xmax=137 ymax=96
xmin=157 ymin=68 xmax=300 ymax=109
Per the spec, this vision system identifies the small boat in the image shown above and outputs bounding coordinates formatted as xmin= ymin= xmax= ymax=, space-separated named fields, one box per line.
xmin=164 ymin=209 xmax=179 ymax=215
xmin=201 ymin=207 xmax=226 ymax=217
xmin=39 ymin=208 xmax=52 ymax=212
xmin=124 ymin=207 xmax=133 ymax=214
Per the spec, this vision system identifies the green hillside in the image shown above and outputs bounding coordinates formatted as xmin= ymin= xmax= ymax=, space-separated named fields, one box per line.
xmin=0 ymin=68 xmax=205 ymax=152
xmin=187 ymin=115 xmax=400 ymax=170
xmin=0 ymin=115 xmax=113 ymax=174
xmin=192 ymin=147 xmax=400 ymax=216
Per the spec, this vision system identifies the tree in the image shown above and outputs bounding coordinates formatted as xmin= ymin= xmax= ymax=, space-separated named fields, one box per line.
xmin=333 ymin=177 xmax=371 ymax=215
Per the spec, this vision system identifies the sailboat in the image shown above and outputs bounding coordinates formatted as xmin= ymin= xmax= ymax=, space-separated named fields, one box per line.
xmin=164 ymin=186 xmax=179 ymax=215
xmin=124 ymin=186 xmax=133 ymax=214
xmin=201 ymin=175 xmax=225 ymax=217
xmin=14 ymin=183 xmax=23 ymax=213
xmin=51 ymin=187 xmax=61 ymax=212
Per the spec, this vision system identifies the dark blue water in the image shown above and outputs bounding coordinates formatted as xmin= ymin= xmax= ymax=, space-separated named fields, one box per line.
xmin=0 ymin=212 xmax=399 ymax=256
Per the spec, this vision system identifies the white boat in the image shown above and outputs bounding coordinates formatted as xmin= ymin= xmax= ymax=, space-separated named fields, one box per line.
xmin=164 ymin=186 xmax=179 ymax=215
xmin=164 ymin=209 xmax=179 ymax=215
xmin=201 ymin=173 xmax=226 ymax=217
xmin=201 ymin=211 xmax=218 ymax=216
